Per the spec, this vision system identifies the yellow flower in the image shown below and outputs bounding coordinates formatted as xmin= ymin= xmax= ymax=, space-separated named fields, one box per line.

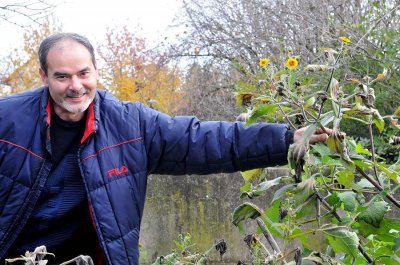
xmin=259 ymin=58 xmax=269 ymax=67
xmin=376 ymin=73 xmax=385 ymax=80
xmin=376 ymin=69 xmax=387 ymax=80
xmin=339 ymin=36 xmax=351 ymax=43
xmin=286 ymin=57 xmax=298 ymax=69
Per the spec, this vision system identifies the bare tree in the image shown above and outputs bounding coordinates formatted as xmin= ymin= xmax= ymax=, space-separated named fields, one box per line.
xmin=172 ymin=0 xmax=400 ymax=72
xmin=0 ymin=0 xmax=55 ymax=27
xmin=168 ymin=0 xmax=400 ymax=118
xmin=177 ymin=62 xmax=242 ymax=120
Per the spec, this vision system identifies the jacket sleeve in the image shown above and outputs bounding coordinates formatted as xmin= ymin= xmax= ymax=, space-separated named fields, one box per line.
xmin=137 ymin=103 xmax=294 ymax=175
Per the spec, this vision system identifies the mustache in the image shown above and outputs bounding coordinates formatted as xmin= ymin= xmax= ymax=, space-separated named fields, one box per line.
xmin=66 ymin=88 xmax=88 ymax=97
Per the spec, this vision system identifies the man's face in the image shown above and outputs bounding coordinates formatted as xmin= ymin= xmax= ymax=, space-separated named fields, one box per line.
xmin=39 ymin=39 xmax=98 ymax=122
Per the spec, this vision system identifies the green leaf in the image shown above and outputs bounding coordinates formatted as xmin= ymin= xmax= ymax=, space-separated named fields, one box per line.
xmin=312 ymin=142 xmax=332 ymax=158
xmin=247 ymin=104 xmax=279 ymax=124
xmin=241 ymin=177 xmax=281 ymax=199
xmin=373 ymin=111 xmax=385 ymax=133
xmin=265 ymin=198 xmax=281 ymax=223
xmin=237 ymin=222 xmax=247 ymax=236
xmin=353 ymin=159 xmax=373 ymax=169
xmin=357 ymin=179 xmax=375 ymax=189
xmin=293 ymin=177 xmax=316 ymax=206
xmin=326 ymin=135 xmax=343 ymax=154
xmin=337 ymin=191 xmax=357 ymax=212
xmin=271 ymin=184 xmax=296 ymax=203
xmin=319 ymin=111 xmax=335 ymax=126
xmin=394 ymin=106 xmax=400 ymax=118
xmin=240 ymin=182 xmax=251 ymax=193
xmin=232 ymin=202 xmax=263 ymax=226
xmin=325 ymin=228 xmax=359 ymax=257
xmin=329 ymin=192 xmax=340 ymax=206
xmin=337 ymin=170 xmax=354 ymax=188
xmin=358 ymin=201 xmax=388 ymax=227
xmin=240 ymin=168 xmax=264 ymax=182
xmin=304 ymin=96 xmax=316 ymax=108
xmin=290 ymin=228 xmax=325 ymax=253
xmin=355 ymin=143 xmax=371 ymax=155
xmin=394 ymin=238 xmax=400 ymax=252
xmin=376 ymin=162 xmax=400 ymax=184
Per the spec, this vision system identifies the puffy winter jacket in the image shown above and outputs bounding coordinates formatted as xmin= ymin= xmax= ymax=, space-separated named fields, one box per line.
xmin=0 ymin=87 xmax=293 ymax=264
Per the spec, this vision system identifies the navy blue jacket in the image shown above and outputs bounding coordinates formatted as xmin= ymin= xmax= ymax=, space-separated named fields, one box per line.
xmin=0 ymin=87 xmax=293 ymax=264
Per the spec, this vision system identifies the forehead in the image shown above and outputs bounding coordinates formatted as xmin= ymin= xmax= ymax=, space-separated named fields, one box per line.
xmin=48 ymin=39 xmax=91 ymax=57
xmin=46 ymin=40 xmax=94 ymax=70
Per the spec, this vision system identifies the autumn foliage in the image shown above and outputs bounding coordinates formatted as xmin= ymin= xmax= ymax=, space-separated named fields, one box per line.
xmin=2 ymin=18 xmax=61 ymax=94
xmin=97 ymin=26 xmax=184 ymax=114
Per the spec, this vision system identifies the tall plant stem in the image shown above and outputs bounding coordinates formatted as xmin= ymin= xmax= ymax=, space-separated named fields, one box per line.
xmin=315 ymin=49 xmax=344 ymax=121
xmin=256 ymin=217 xmax=281 ymax=254
xmin=355 ymin=165 xmax=400 ymax=209
xmin=368 ymin=123 xmax=381 ymax=185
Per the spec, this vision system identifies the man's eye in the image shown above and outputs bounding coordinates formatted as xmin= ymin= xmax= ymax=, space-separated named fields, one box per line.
xmin=56 ymin=76 xmax=67 ymax=80
xmin=80 ymin=71 xmax=90 ymax=77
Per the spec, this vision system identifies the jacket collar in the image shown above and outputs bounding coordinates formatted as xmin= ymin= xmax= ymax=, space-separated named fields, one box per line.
xmin=41 ymin=87 xmax=99 ymax=143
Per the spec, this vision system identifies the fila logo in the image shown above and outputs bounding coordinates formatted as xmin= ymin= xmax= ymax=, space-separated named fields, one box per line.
xmin=108 ymin=166 xmax=129 ymax=178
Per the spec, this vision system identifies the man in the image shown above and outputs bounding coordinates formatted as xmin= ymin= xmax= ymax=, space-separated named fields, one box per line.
xmin=0 ymin=33 xmax=329 ymax=264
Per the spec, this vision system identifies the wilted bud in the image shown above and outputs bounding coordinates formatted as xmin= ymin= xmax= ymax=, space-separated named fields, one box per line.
xmin=292 ymin=142 xmax=309 ymax=164
xmin=215 ymin=240 xmax=227 ymax=260
xmin=304 ymin=64 xmax=331 ymax=72
xmin=346 ymin=78 xmax=361 ymax=84
xmin=288 ymin=142 xmax=310 ymax=182
xmin=243 ymin=234 xmax=259 ymax=248
xmin=363 ymin=75 xmax=373 ymax=82
xmin=294 ymin=249 xmax=302 ymax=265
xmin=389 ymin=136 xmax=400 ymax=145
xmin=365 ymin=87 xmax=375 ymax=108
xmin=279 ymin=206 xmax=288 ymax=221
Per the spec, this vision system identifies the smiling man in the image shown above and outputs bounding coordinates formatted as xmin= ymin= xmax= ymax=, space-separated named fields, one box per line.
xmin=39 ymin=37 xmax=98 ymax=121
xmin=0 ymin=33 xmax=329 ymax=265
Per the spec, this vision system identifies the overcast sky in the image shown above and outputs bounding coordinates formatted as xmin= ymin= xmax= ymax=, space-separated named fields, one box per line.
xmin=0 ymin=0 xmax=183 ymax=57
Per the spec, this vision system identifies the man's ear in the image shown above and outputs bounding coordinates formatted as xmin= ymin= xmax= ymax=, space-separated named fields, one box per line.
xmin=39 ymin=68 xmax=48 ymax=85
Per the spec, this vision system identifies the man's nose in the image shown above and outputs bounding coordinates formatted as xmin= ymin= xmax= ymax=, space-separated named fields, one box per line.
xmin=69 ymin=75 xmax=83 ymax=90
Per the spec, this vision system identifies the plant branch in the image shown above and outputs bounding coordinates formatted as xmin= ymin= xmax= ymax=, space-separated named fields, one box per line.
xmin=256 ymin=217 xmax=281 ymax=254
xmin=368 ymin=123 xmax=381 ymax=185
xmin=277 ymin=104 xmax=297 ymax=129
xmin=316 ymin=197 xmax=321 ymax=228
xmin=355 ymin=165 xmax=400 ymax=209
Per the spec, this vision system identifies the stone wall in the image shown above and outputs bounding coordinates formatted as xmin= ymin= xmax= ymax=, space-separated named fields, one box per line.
xmin=139 ymin=168 xmax=290 ymax=264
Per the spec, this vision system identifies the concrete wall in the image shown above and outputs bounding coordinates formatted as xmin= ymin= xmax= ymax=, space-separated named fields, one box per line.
xmin=139 ymin=168 xmax=290 ymax=264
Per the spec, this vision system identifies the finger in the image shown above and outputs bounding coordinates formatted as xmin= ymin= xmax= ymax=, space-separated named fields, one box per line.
xmin=317 ymin=127 xmax=333 ymax=134
xmin=310 ymin=133 xmax=329 ymax=144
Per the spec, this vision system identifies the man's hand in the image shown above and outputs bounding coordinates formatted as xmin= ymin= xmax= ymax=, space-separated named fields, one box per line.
xmin=294 ymin=126 xmax=333 ymax=144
